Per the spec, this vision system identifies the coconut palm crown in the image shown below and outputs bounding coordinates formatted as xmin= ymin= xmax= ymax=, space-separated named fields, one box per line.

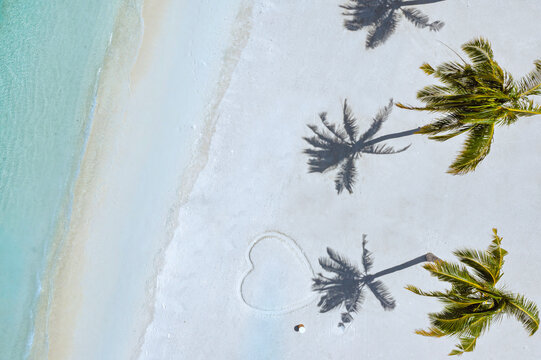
xmin=406 ymin=229 xmax=539 ymax=356
xmin=341 ymin=0 xmax=445 ymax=49
xmin=303 ymin=99 xmax=414 ymax=194
xmin=397 ymin=37 xmax=541 ymax=175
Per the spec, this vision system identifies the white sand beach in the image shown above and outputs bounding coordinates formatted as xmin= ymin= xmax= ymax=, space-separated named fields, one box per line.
xmin=40 ymin=0 xmax=541 ymax=359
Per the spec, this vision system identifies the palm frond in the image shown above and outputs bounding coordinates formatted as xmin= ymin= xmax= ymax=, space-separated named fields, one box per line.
xmin=428 ymin=126 xmax=472 ymax=142
xmin=428 ymin=302 xmax=486 ymax=332
xmin=344 ymin=283 xmax=365 ymax=313
xmin=326 ymin=247 xmax=360 ymax=275
xmin=340 ymin=1 xmax=384 ymax=31
xmin=420 ymin=62 xmax=435 ymax=75
xmin=312 ymin=273 xmax=335 ymax=288
xmin=461 ymin=37 xmax=494 ymax=66
xmin=365 ymin=10 xmax=400 ymax=49
xmin=415 ymin=326 xmax=446 ymax=337
xmin=431 ymin=61 xmax=473 ymax=90
xmin=506 ymin=294 xmax=540 ymax=335
xmin=313 ymin=248 xmax=365 ymax=316
xmin=316 ymin=287 xmax=351 ymax=313
xmin=359 ymin=99 xmax=394 ymax=142
xmin=305 ymin=123 xmax=337 ymax=144
xmin=401 ymin=8 xmax=430 ymax=29
xmin=418 ymin=114 xmax=465 ymax=136
xmin=502 ymin=99 xmax=541 ymax=118
xmin=319 ymin=112 xmax=348 ymax=142
xmin=405 ymin=285 xmax=449 ymax=298
xmin=367 ymin=279 xmax=396 ymax=310
xmin=516 ymin=60 xmax=541 ymax=96
xmin=486 ymin=228 xmax=507 ymax=281
xmin=303 ymin=121 xmax=352 ymax=174
xmin=318 ymin=257 xmax=357 ymax=278
xmin=429 ymin=20 xmax=444 ymax=32
xmin=342 ymin=0 xmax=444 ymax=47
xmin=361 ymin=234 xmax=374 ymax=273
xmin=362 ymin=143 xmax=411 ymax=154
xmin=448 ymin=123 xmax=494 ymax=175
xmin=303 ymin=147 xmax=348 ymax=174
xmin=449 ymin=335 xmax=478 ymax=356
xmin=335 ymin=156 xmax=357 ymax=194
xmin=423 ymin=261 xmax=489 ymax=294
xmin=407 ymin=285 xmax=489 ymax=308
xmin=342 ymin=99 xmax=358 ymax=142
xmin=453 ymin=248 xmax=498 ymax=285
xmin=303 ymin=134 xmax=332 ymax=149
xmin=416 ymin=84 xmax=452 ymax=104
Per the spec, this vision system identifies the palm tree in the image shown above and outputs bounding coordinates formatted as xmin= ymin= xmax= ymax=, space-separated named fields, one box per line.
xmin=397 ymin=37 xmax=541 ymax=175
xmin=406 ymin=229 xmax=539 ymax=356
xmin=341 ymin=0 xmax=445 ymax=49
xmin=313 ymin=235 xmax=440 ymax=327
xmin=303 ymin=99 xmax=416 ymax=194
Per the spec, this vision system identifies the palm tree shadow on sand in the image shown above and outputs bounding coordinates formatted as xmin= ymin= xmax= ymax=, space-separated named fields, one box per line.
xmin=303 ymin=99 xmax=418 ymax=194
xmin=313 ymin=235 xmax=440 ymax=328
xmin=341 ymin=0 xmax=446 ymax=49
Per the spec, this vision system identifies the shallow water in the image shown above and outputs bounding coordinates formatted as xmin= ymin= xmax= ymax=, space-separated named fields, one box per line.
xmin=0 ymin=0 xmax=122 ymax=357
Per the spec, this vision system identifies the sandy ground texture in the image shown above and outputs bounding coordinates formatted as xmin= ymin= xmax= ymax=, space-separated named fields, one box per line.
xmin=42 ymin=0 xmax=541 ymax=359
xmin=138 ymin=0 xmax=541 ymax=359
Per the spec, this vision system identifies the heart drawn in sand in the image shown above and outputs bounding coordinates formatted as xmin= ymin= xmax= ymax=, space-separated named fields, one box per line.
xmin=239 ymin=231 xmax=316 ymax=315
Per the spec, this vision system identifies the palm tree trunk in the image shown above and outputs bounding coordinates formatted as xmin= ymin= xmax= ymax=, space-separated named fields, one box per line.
xmin=401 ymin=0 xmax=446 ymax=6
xmin=362 ymin=127 xmax=421 ymax=148
xmin=370 ymin=252 xmax=440 ymax=279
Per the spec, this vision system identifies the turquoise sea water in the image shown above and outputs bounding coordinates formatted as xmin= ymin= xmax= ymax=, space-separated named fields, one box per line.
xmin=0 ymin=0 xmax=123 ymax=357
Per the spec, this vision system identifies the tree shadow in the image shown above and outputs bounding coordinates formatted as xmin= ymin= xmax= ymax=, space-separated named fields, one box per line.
xmin=303 ymin=99 xmax=418 ymax=194
xmin=312 ymin=235 xmax=439 ymax=327
xmin=341 ymin=0 xmax=446 ymax=49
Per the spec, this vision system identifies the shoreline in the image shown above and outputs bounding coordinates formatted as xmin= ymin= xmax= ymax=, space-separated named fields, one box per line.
xmin=29 ymin=0 xmax=146 ymax=358
xmin=30 ymin=0 xmax=253 ymax=358
xmin=27 ymin=0 xmax=541 ymax=358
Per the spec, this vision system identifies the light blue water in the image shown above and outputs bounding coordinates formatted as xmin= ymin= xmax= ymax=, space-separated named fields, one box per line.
xmin=0 ymin=0 xmax=123 ymax=358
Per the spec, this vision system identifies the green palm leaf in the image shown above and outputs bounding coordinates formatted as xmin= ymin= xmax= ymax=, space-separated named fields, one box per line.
xmin=461 ymin=37 xmax=494 ymax=67
xmin=415 ymin=326 xmax=445 ymax=338
xmin=423 ymin=258 xmax=490 ymax=294
xmin=399 ymin=37 xmax=541 ymax=174
xmin=408 ymin=229 xmax=540 ymax=355
xmin=453 ymin=248 xmax=498 ymax=285
xmin=449 ymin=335 xmax=478 ymax=356
xmin=506 ymin=294 xmax=540 ymax=336
xmin=517 ymin=60 xmax=541 ymax=96
xmin=486 ymin=229 xmax=507 ymax=281
xmin=448 ymin=123 xmax=494 ymax=175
